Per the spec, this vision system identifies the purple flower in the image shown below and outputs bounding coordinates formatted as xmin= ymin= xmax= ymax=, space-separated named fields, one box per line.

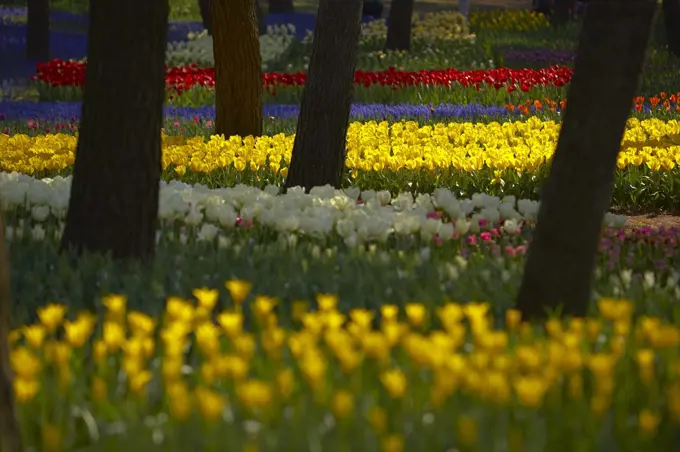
xmin=0 ymin=101 xmax=525 ymax=123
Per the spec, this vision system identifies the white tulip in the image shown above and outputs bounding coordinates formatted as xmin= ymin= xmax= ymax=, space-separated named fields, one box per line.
xmin=391 ymin=192 xmax=413 ymax=212
xmin=502 ymin=219 xmax=520 ymax=235
xmin=376 ymin=190 xmax=392 ymax=206
xmin=263 ymin=184 xmax=280 ymax=196
xmin=216 ymin=206 xmax=238 ymax=228
xmin=309 ymin=185 xmax=335 ymax=199
xmin=335 ymin=218 xmax=355 ymax=238
xmin=455 ymin=219 xmax=471 ymax=235
xmin=2 ymin=181 xmax=28 ymax=206
xmin=438 ymin=222 xmax=454 ymax=241
xmin=26 ymin=180 xmax=52 ymax=205
xmin=420 ymin=218 xmax=441 ymax=241
xmin=197 ymin=223 xmax=219 ymax=241
xmin=184 ymin=206 xmax=204 ymax=226
xmin=360 ymin=189 xmax=376 ymax=203
xmin=343 ymin=186 xmax=361 ymax=201
xmin=31 ymin=205 xmax=50 ymax=222
xmin=480 ymin=207 xmax=500 ymax=224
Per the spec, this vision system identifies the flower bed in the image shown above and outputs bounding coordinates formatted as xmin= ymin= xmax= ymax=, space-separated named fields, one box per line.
xmin=4 ymin=8 xmax=680 ymax=449
xmin=1 ymin=119 xmax=678 ymax=211
xmin=33 ymin=61 xmax=574 ymax=105
xmin=3 ymin=94 xmax=680 ymax=130
xmin=8 ymin=293 xmax=680 ymax=450
xmin=11 ymin=171 xmax=680 ymax=327
xmin=166 ymin=26 xmax=298 ymax=71
xmin=0 ymin=171 xmax=561 ymax=244
xmin=0 ymin=101 xmax=527 ymax=124
xmin=33 ymin=60 xmax=680 ymax=107
xmin=469 ymin=9 xmax=551 ymax=31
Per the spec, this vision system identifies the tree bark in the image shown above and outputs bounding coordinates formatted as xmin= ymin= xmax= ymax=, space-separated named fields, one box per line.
xmin=211 ymin=0 xmax=263 ymax=138
xmin=268 ymin=0 xmax=294 ymax=13
xmin=516 ymin=0 xmax=656 ymax=320
xmin=385 ymin=0 xmax=415 ymax=52
xmin=203 ymin=0 xmax=266 ymax=36
xmin=199 ymin=0 xmax=213 ymax=34
xmin=551 ymin=0 xmax=575 ymax=26
xmin=283 ymin=0 xmax=362 ymax=191
xmin=663 ymin=0 xmax=680 ymax=57
xmin=26 ymin=0 xmax=49 ymax=61
xmin=60 ymin=0 xmax=169 ymax=260
xmin=0 ymin=215 xmax=22 ymax=452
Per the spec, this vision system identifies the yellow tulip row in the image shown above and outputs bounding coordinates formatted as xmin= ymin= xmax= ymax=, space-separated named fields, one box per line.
xmin=8 ymin=285 xmax=680 ymax=450
xmin=1 ymin=118 xmax=678 ymax=176
xmin=360 ymin=11 xmax=471 ymax=44
xmin=468 ymin=9 xmax=551 ymax=31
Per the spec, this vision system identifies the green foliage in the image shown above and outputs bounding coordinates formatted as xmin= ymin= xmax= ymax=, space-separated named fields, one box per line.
xmin=8 ymin=221 xmax=680 ymax=328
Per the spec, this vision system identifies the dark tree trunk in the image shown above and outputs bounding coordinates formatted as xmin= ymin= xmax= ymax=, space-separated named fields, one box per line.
xmin=384 ymin=0 xmax=415 ymax=52
xmin=204 ymin=0 xmax=265 ymax=35
xmin=256 ymin=0 xmax=266 ymax=35
xmin=268 ymin=0 xmax=294 ymax=13
xmin=363 ymin=0 xmax=384 ymax=19
xmin=551 ymin=0 xmax=575 ymax=26
xmin=212 ymin=0 xmax=263 ymax=138
xmin=0 ymin=215 xmax=22 ymax=452
xmin=516 ymin=0 xmax=656 ymax=320
xmin=60 ymin=0 xmax=169 ymax=260
xmin=283 ymin=0 xmax=362 ymax=191
xmin=199 ymin=0 xmax=213 ymax=34
xmin=663 ymin=0 xmax=680 ymax=57
xmin=26 ymin=0 xmax=49 ymax=61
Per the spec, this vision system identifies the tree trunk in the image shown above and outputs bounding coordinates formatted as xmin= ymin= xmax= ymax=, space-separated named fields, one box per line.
xmin=26 ymin=0 xmax=49 ymax=61
xmin=283 ymin=0 xmax=362 ymax=191
xmin=551 ymin=0 xmax=575 ymax=26
xmin=211 ymin=0 xmax=263 ymax=138
xmin=256 ymin=0 xmax=267 ymax=35
xmin=0 ymin=215 xmax=22 ymax=452
xmin=663 ymin=0 xmax=680 ymax=57
xmin=199 ymin=0 xmax=213 ymax=34
xmin=60 ymin=0 xmax=169 ymax=260
xmin=363 ymin=0 xmax=384 ymax=19
xmin=515 ymin=0 xmax=656 ymax=320
xmin=268 ymin=0 xmax=294 ymax=13
xmin=204 ymin=0 xmax=265 ymax=36
xmin=384 ymin=0 xmax=415 ymax=52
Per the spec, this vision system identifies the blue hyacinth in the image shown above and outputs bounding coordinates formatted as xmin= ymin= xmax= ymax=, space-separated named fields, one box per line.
xmin=0 ymin=102 xmax=523 ymax=123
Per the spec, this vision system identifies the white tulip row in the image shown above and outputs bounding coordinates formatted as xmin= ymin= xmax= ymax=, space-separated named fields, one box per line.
xmin=0 ymin=172 xmax=628 ymax=246
xmin=167 ymin=25 xmax=297 ymax=70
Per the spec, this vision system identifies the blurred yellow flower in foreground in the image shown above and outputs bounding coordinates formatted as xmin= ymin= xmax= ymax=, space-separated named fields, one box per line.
xmin=7 ymin=288 xmax=680 ymax=448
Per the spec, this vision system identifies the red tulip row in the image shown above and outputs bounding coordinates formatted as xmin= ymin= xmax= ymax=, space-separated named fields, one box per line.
xmin=34 ymin=59 xmax=574 ymax=94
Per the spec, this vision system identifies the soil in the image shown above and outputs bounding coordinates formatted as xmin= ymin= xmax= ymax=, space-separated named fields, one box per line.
xmin=625 ymin=214 xmax=680 ymax=230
